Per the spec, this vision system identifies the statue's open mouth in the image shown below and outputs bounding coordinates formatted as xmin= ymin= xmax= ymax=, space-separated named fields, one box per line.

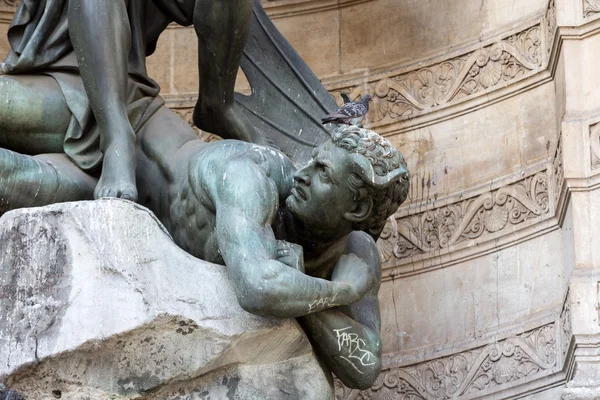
xmin=291 ymin=186 xmax=307 ymax=201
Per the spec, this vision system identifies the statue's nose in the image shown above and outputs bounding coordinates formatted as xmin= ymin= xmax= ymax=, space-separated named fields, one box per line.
xmin=294 ymin=171 xmax=311 ymax=186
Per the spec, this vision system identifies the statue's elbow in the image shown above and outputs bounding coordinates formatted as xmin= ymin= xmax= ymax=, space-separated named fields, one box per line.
xmin=236 ymin=282 xmax=280 ymax=317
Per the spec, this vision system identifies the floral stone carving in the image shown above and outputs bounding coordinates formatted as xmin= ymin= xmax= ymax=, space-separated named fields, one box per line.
xmin=553 ymin=136 xmax=564 ymax=205
xmin=335 ymin=323 xmax=558 ymax=400
xmin=334 ymin=24 xmax=542 ymax=127
xmin=584 ymin=0 xmax=600 ymax=17
xmin=546 ymin=0 xmax=556 ymax=55
xmin=378 ymin=171 xmax=550 ymax=263
xmin=590 ymin=123 xmax=600 ymax=170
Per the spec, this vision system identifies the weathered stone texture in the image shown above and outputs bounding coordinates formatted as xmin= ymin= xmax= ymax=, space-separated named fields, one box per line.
xmin=0 ymin=200 xmax=333 ymax=400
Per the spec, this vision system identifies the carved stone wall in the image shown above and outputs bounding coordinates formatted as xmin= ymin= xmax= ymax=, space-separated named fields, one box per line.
xmin=2 ymin=1 xmax=600 ymax=399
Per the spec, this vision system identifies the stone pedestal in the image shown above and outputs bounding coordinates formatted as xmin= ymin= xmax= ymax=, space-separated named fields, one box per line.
xmin=0 ymin=200 xmax=333 ymax=400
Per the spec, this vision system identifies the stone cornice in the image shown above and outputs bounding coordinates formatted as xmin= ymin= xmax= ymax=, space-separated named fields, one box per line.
xmin=328 ymin=16 xmax=549 ymax=135
xmin=336 ymin=291 xmax=573 ymax=399
xmin=0 ymin=0 xmax=16 ymax=23
xmin=378 ymin=158 xmax=558 ymax=280
xmin=336 ymin=293 xmax=572 ymax=399
xmin=375 ymin=129 xmax=570 ymax=282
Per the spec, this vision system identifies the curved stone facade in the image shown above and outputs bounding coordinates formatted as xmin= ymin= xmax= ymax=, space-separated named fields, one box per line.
xmin=2 ymin=1 xmax=599 ymax=398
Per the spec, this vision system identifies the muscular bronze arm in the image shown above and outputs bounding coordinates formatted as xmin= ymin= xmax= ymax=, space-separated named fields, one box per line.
xmin=214 ymin=161 xmax=374 ymax=317
xmin=68 ymin=0 xmax=137 ymax=201
xmin=298 ymin=232 xmax=383 ymax=389
xmin=299 ymin=306 xmax=381 ymax=389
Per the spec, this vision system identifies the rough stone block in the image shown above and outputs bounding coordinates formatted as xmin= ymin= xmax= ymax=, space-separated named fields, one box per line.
xmin=0 ymin=200 xmax=332 ymax=399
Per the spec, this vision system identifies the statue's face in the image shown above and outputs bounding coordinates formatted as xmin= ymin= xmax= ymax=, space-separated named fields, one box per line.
xmin=286 ymin=141 xmax=359 ymax=230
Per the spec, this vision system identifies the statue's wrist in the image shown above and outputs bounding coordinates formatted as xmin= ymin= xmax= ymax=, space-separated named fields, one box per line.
xmin=334 ymin=281 xmax=359 ymax=305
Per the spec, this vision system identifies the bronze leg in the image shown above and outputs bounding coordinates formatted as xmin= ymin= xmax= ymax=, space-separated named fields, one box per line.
xmin=192 ymin=0 xmax=263 ymax=144
xmin=0 ymin=151 xmax=96 ymax=214
xmin=0 ymin=75 xmax=70 ymax=154
xmin=68 ymin=0 xmax=138 ymax=201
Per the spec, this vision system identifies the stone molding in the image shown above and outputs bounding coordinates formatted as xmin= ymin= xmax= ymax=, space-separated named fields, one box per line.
xmin=157 ymin=4 xmax=558 ymax=137
xmin=0 ymin=0 xmax=16 ymax=23
xmin=590 ymin=122 xmax=600 ymax=170
xmin=376 ymin=131 xmax=565 ymax=280
xmin=377 ymin=159 xmax=556 ymax=280
xmin=161 ymin=14 xmax=553 ymax=136
xmin=329 ymin=22 xmax=545 ymax=133
xmin=335 ymin=325 xmax=565 ymax=400
xmin=0 ymin=0 xmax=17 ymax=9
xmin=335 ymin=293 xmax=573 ymax=400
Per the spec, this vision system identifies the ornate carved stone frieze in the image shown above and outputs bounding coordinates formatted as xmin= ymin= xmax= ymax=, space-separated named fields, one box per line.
xmin=0 ymin=0 xmax=18 ymax=8
xmin=560 ymin=292 xmax=572 ymax=367
xmin=0 ymin=0 xmax=18 ymax=18
xmin=335 ymin=323 xmax=558 ymax=400
xmin=377 ymin=169 xmax=550 ymax=268
xmin=590 ymin=122 xmax=600 ymax=170
xmin=584 ymin=0 xmax=600 ymax=17
xmin=546 ymin=0 xmax=557 ymax=55
xmin=554 ymin=136 xmax=564 ymax=203
xmin=331 ymin=23 xmax=543 ymax=129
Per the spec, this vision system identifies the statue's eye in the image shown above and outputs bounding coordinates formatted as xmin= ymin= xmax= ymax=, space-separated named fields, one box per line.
xmin=317 ymin=163 xmax=329 ymax=179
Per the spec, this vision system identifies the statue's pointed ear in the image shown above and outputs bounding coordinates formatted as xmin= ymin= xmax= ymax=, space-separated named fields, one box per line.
xmin=349 ymin=153 xmax=409 ymax=189
xmin=344 ymin=197 xmax=373 ymax=223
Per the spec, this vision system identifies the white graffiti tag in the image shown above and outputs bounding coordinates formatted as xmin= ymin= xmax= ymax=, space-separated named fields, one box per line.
xmin=308 ymin=293 xmax=337 ymax=313
xmin=334 ymin=327 xmax=376 ymax=373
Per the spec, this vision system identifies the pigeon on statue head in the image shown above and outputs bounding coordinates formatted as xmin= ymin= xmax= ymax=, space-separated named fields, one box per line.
xmin=321 ymin=94 xmax=372 ymax=127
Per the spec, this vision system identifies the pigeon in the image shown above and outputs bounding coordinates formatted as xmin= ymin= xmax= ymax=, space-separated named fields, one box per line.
xmin=321 ymin=94 xmax=372 ymax=127
xmin=340 ymin=92 xmax=352 ymax=104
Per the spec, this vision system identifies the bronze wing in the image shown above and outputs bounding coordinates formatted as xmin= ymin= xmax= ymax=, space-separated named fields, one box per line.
xmin=235 ymin=0 xmax=337 ymax=165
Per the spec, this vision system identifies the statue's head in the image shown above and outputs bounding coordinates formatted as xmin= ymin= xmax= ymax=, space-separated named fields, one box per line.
xmin=286 ymin=125 xmax=410 ymax=238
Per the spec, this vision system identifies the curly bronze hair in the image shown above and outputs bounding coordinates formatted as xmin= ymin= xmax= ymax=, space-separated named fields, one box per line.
xmin=331 ymin=125 xmax=410 ymax=237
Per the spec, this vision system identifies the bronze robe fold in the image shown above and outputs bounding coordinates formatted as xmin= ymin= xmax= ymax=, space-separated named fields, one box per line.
xmin=1 ymin=0 xmax=195 ymax=173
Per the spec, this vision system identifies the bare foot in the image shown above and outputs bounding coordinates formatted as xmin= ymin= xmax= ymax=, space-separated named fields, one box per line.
xmin=94 ymin=140 xmax=138 ymax=201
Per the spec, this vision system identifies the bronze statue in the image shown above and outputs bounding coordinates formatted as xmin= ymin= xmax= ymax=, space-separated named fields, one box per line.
xmin=0 ymin=109 xmax=409 ymax=388
xmin=0 ymin=0 xmax=410 ymax=391
xmin=1 ymin=0 xmax=266 ymax=202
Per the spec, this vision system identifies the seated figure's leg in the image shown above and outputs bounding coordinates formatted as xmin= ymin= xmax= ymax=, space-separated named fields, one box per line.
xmin=192 ymin=0 xmax=264 ymax=144
xmin=0 ymin=151 xmax=96 ymax=214
xmin=0 ymin=75 xmax=70 ymax=154
xmin=68 ymin=0 xmax=138 ymax=201
xmin=0 ymin=74 xmax=95 ymax=213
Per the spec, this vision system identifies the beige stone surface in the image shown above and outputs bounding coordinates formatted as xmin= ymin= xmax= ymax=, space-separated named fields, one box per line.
xmin=272 ymin=7 xmax=340 ymax=78
xmin=378 ymin=224 xmax=571 ymax=357
xmin=565 ymin=34 xmax=600 ymax=115
xmin=146 ymin=28 xmax=173 ymax=93
xmin=172 ymin=28 xmax=201 ymax=94
xmin=338 ymin=0 xmax=547 ymax=73
xmin=391 ymin=82 xmax=557 ymax=203
xmin=0 ymin=22 xmax=8 ymax=60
